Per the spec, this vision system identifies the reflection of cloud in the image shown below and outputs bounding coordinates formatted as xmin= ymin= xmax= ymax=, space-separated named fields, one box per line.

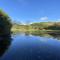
xmin=40 ymin=16 xmax=48 ymax=20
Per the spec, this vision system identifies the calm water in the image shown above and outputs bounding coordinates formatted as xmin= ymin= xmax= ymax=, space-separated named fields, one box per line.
xmin=0 ymin=32 xmax=60 ymax=60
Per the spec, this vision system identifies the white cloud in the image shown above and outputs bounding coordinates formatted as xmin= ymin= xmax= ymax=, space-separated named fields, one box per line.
xmin=40 ymin=16 xmax=48 ymax=20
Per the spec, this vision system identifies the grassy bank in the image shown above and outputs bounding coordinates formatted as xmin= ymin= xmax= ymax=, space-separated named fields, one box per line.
xmin=11 ymin=28 xmax=60 ymax=34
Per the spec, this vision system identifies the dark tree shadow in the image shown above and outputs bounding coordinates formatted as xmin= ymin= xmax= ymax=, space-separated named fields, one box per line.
xmin=0 ymin=35 xmax=12 ymax=57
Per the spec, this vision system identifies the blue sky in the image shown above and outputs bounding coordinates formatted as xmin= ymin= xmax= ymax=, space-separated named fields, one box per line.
xmin=0 ymin=0 xmax=60 ymax=23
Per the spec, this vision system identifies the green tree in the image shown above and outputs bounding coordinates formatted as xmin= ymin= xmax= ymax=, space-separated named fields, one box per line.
xmin=0 ymin=9 xmax=12 ymax=35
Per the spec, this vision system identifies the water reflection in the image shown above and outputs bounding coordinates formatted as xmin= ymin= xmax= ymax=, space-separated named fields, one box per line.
xmin=1 ymin=32 xmax=60 ymax=60
xmin=24 ymin=31 xmax=60 ymax=40
xmin=4 ymin=33 xmax=60 ymax=60
xmin=47 ymin=33 xmax=60 ymax=40
xmin=0 ymin=35 xmax=12 ymax=57
xmin=25 ymin=31 xmax=31 ymax=36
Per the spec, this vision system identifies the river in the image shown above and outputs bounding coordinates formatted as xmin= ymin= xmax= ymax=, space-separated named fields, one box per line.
xmin=0 ymin=32 xmax=60 ymax=60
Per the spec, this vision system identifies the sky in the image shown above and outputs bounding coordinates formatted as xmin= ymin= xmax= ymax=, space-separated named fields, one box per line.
xmin=0 ymin=0 xmax=60 ymax=24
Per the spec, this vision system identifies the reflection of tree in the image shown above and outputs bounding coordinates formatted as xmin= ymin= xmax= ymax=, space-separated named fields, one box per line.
xmin=0 ymin=36 xmax=12 ymax=57
xmin=30 ymin=31 xmax=52 ymax=37
xmin=25 ymin=31 xmax=30 ymax=36
xmin=29 ymin=31 xmax=60 ymax=40
xmin=48 ymin=33 xmax=60 ymax=40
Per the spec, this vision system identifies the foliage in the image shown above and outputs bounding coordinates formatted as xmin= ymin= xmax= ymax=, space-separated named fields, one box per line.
xmin=0 ymin=10 xmax=12 ymax=35
xmin=12 ymin=22 xmax=60 ymax=31
xmin=46 ymin=23 xmax=60 ymax=30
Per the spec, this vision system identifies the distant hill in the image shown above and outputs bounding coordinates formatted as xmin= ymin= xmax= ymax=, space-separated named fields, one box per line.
xmin=12 ymin=22 xmax=60 ymax=31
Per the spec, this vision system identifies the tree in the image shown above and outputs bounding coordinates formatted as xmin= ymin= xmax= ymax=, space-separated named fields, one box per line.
xmin=0 ymin=9 xmax=12 ymax=35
